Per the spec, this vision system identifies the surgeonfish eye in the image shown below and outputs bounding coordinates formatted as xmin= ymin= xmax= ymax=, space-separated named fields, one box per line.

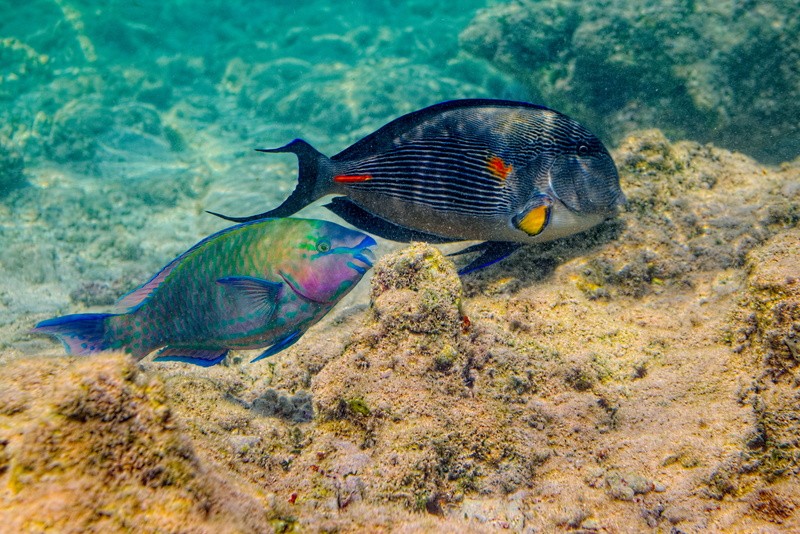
xmin=316 ymin=240 xmax=331 ymax=253
xmin=577 ymin=144 xmax=590 ymax=156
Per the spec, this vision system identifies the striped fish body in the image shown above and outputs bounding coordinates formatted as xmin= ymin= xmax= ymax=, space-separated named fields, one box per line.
xmin=220 ymin=100 xmax=623 ymax=250
xmin=328 ymin=102 xmax=621 ymax=244
xmin=212 ymin=99 xmax=624 ymax=273
xmin=34 ymin=218 xmax=376 ymax=366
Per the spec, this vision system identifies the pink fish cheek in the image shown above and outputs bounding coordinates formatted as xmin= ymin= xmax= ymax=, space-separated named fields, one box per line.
xmin=281 ymin=259 xmax=341 ymax=303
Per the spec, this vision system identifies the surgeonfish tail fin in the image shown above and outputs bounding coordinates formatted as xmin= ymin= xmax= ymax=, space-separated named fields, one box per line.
xmin=32 ymin=313 xmax=114 ymax=355
xmin=208 ymin=139 xmax=330 ymax=223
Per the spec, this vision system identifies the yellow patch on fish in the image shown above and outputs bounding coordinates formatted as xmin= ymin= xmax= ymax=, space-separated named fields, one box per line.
xmin=516 ymin=205 xmax=550 ymax=236
xmin=487 ymin=155 xmax=513 ymax=181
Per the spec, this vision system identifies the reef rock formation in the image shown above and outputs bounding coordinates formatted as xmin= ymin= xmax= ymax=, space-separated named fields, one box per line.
xmin=4 ymin=131 xmax=800 ymax=531
xmin=0 ymin=355 xmax=278 ymax=533
xmin=460 ymin=0 xmax=800 ymax=163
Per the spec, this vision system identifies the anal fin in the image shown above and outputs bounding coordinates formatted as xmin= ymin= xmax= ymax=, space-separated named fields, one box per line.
xmin=325 ymin=197 xmax=457 ymax=244
xmin=154 ymin=347 xmax=228 ymax=367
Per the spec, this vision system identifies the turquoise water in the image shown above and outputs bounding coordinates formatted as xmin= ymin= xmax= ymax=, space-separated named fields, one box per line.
xmin=0 ymin=0 xmax=515 ymax=356
xmin=0 ymin=0 xmax=797 ymax=351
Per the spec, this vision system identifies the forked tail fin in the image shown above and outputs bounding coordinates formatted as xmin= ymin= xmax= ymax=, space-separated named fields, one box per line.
xmin=208 ymin=138 xmax=329 ymax=223
xmin=32 ymin=313 xmax=115 ymax=355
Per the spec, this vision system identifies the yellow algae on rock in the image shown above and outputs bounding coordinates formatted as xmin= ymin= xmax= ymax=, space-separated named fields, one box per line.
xmin=0 ymin=354 xmax=276 ymax=533
xmin=370 ymin=242 xmax=463 ymax=336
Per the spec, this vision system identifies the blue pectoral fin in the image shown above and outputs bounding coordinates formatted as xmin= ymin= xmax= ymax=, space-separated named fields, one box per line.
xmin=217 ymin=276 xmax=283 ymax=319
xmin=449 ymin=241 xmax=523 ymax=275
xmin=154 ymin=347 xmax=229 ymax=367
xmin=251 ymin=330 xmax=304 ymax=363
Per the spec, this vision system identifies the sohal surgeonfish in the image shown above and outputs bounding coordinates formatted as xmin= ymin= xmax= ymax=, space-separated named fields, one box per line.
xmin=212 ymin=99 xmax=625 ymax=273
xmin=34 ymin=218 xmax=376 ymax=366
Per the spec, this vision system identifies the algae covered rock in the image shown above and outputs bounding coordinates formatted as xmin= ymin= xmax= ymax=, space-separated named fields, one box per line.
xmin=565 ymin=130 xmax=800 ymax=300
xmin=460 ymin=0 xmax=800 ymax=163
xmin=0 ymin=355 xmax=275 ymax=533
xmin=370 ymin=242 xmax=463 ymax=335
xmin=730 ymin=229 xmax=800 ymax=485
xmin=739 ymin=229 xmax=800 ymax=382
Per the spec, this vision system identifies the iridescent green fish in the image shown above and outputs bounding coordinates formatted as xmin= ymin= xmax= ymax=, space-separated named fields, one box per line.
xmin=33 ymin=218 xmax=376 ymax=366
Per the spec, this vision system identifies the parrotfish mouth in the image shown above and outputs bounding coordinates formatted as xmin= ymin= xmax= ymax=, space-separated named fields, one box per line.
xmin=348 ymin=248 xmax=375 ymax=275
xmin=347 ymin=235 xmax=378 ymax=274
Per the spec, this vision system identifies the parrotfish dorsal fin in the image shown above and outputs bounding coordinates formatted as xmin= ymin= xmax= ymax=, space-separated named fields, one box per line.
xmin=114 ymin=256 xmax=183 ymax=312
xmin=115 ymin=221 xmax=270 ymax=313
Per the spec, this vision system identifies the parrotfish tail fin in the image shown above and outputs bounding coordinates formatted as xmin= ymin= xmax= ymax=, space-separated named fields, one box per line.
xmin=449 ymin=241 xmax=523 ymax=275
xmin=207 ymin=139 xmax=331 ymax=223
xmin=32 ymin=313 xmax=114 ymax=355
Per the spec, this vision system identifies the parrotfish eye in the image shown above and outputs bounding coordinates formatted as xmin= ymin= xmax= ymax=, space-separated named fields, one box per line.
xmin=577 ymin=144 xmax=590 ymax=156
xmin=316 ymin=239 xmax=331 ymax=253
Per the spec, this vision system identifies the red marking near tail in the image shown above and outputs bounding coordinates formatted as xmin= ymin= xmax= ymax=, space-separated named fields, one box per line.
xmin=334 ymin=174 xmax=373 ymax=183
xmin=487 ymin=156 xmax=513 ymax=181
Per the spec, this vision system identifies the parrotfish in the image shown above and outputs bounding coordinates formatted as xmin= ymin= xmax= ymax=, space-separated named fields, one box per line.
xmin=211 ymin=99 xmax=625 ymax=273
xmin=33 ymin=218 xmax=376 ymax=366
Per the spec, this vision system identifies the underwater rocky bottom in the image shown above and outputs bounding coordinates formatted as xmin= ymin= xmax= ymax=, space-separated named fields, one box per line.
xmin=1 ymin=131 xmax=799 ymax=532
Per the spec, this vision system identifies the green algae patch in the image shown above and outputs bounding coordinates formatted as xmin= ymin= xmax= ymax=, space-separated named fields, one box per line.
xmin=344 ymin=398 xmax=371 ymax=417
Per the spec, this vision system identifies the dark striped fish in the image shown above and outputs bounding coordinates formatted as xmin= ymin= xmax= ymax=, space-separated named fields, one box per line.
xmin=212 ymin=99 xmax=625 ymax=273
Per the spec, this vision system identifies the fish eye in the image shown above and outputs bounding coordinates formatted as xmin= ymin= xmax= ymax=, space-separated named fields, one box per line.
xmin=316 ymin=240 xmax=331 ymax=253
xmin=577 ymin=144 xmax=590 ymax=156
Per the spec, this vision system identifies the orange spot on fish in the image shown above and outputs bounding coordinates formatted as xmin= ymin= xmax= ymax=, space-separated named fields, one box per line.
xmin=334 ymin=174 xmax=373 ymax=183
xmin=487 ymin=156 xmax=513 ymax=181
